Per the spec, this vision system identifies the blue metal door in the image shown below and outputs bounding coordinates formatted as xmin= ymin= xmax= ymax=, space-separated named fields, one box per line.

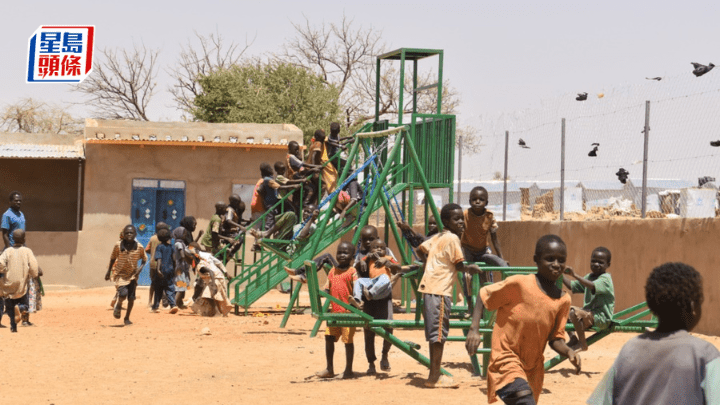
xmin=131 ymin=180 xmax=186 ymax=286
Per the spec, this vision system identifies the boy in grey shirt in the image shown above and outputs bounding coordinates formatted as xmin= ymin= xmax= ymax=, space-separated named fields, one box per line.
xmin=588 ymin=262 xmax=720 ymax=405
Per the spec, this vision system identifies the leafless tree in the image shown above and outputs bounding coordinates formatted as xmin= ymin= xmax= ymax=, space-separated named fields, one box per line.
xmin=456 ymin=125 xmax=483 ymax=154
xmin=1 ymin=98 xmax=82 ymax=134
xmin=277 ymin=15 xmax=461 ymax=129
xmin=168 ymin=30 xmax=255 ymax=117
xmin=74 ymin=44 xmax=160 ymax=121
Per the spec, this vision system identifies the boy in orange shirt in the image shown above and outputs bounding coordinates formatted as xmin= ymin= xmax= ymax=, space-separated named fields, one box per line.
xmin=461 ymin=186 xmax=507 ymax=270
xmin=417 ymin=203 xmax=483 ymax=388
xmin=349 ymin=239 xmax=418 ymax=308
xmin=467 ymin=234 xmax=580 ymax=404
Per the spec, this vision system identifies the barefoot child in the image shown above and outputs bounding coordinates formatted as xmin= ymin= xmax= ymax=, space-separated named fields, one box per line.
xmin=0 ymin=230 xmax=38 ymax=333
xmin=317 ymin=241 xmax=358 ymax=379
xmin=588 ymin=262 xmax=719 ymax=405
xmin=467 ymin=234 xmax=580 ymax=404
xmin=146 ymin=222 xmax=169 ymax=308
xmin=151 ymin=228 xmax=178 ymax=314
xmin=417 ymin=204 xmax=483 ymax=388
xmin=105 ymin=225 xmax=147 ymax=325
xmin=562 ymin=247 xmax=615 ymax=351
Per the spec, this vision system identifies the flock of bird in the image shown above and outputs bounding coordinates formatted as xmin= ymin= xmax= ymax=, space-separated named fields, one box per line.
xmin=514 ymin=63 xmax=718 ymax=183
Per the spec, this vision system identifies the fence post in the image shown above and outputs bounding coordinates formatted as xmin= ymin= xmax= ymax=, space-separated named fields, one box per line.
xmin=560 ymin=118 xmax=566 ymax=221
xmin=642 ymin=101 xmax=650 ymax=218
xmin=503 ymin=130 xmax=509 ymax=221
xmin=457 ymin=134 xmax=463 ymax=204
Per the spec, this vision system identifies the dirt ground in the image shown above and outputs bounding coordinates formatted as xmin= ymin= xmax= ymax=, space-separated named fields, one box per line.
xmin=1 ymin=287 xmax=719 ymax=405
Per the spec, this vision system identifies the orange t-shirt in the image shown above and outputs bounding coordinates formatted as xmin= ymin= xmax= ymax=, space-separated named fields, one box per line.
xmin=326 ymin=266 xmax=358 ymax=314
xmin=417 ymin=231 xmax=465 ymax=297
xmin=480 ymin=274 xmax=570 ymax=404
xmin=461 ymin=209 xmax=498 ymax=252
xmin=366 ymin=257 xmax=397 ymax=279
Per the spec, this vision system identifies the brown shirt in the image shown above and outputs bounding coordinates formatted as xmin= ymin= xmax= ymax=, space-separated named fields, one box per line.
xmin=461 ymin=209 xmax=498 ymax=252
xmin=481 ymin=274 xmax=570 ymax=403
xmin=0 ymin=246 xmax=39 ymax=299
xmin=110 ymin=241 xmax=147 ymax=287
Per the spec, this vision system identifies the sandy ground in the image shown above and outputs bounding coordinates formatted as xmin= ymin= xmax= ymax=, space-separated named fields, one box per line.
xmin=1 ymin=287 xmax=718 ymax=405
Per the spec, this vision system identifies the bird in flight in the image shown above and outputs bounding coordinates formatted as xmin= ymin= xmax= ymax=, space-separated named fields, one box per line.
xmin=518 ymin=139 xmax=530 ymax=149
xmin=588 ymin=143 xmax=600 ymax=157
xmin=616 ymin=168 xmax=629 ymax=184
xmin=576 ymin=92 xmax=588 ymax=101
xmin=645 ymin=77 xmax=663 ymax=81
xmin=692 ymin=63 xmax=715 ymax=77
xmin=711 ymin=140 xmax=720 ymax=147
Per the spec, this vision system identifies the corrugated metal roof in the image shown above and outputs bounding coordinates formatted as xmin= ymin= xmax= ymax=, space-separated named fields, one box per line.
xmin=0 ymin=143 xmax=84 ymax=159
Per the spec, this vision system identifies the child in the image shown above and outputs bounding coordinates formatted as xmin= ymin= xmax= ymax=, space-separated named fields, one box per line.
xmin=274 ymin=161 xmax=308 ymax=214
xmin=105 ymin=225 xmax=147 ymax=325
xmin=461 ymin=186 xmax=507 ymax=269
xmin=325 ymin=121 xmax=353 ymax=173
xmin=417 ymin=203 xmax=483 ymax=388
xmin=200 ymin=202 xmax=226 ymax=254
xmin=188 ymin=244 xmax=232 ymax=317
xmin=307 ymin=129 xmax=338 ymax=198
xmin=467 ymin=234 xmax=580 ymax=403
xmin=146 ymin=222 xmax=170 ymax=308
xmin=355 ymin=225 xmax=396 ymax=262
xmin=587 ymin=262 xmax=719 ymax=405
xmin=317 ymin=241 xmax=358 ymax=379
xmin=286 ymin=141 xmax=321 ymax=206
xmin=349 ymin=239 xmax=417 ymax=308
xmin=0 ymin=229 xmax=38 ymax=332
xmin=152 ymin=228 xmax=178 ymax=314
xmin=562 ymin=247 xmax=615 ymax=351
xmin=172 ymin=227 xmax=192 ymax=309
xmin=397 ymin=215 xmax=439 ymax=249
xmin=258 ymin=162 xmax=302 ymax=231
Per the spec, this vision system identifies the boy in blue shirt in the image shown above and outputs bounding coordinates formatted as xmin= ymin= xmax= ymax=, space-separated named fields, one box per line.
xmin=152 ymin=228 xmax=177 ymax=313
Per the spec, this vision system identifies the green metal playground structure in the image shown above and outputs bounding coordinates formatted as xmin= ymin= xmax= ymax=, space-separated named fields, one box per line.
xmin=214 ymin=48 xmax=658 ymax=377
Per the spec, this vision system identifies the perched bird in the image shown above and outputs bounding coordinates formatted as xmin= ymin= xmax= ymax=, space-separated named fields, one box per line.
xmin=645 ymin=77 xmax=663 ymax=81
xmin=691 ymin=62 xmax=715 ymax=77
xmin=518 ymin=138 xmax=530 ymax=149
xmin=576 ymin=92 xmax=588 ymax=101
xmin=616 ymin=168 xmax=629 ymax=184
xmin=711 ymin=140 xmax=720 ymax=147
xmin=588 ymin=143 xmax=600 ymax=157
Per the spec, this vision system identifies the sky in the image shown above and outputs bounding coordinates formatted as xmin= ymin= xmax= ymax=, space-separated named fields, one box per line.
xmin=2 ymin=1 xmax=719 ymax=184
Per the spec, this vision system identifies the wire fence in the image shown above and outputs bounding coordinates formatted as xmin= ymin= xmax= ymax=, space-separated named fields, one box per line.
xmin=459 ymin=70 xmax=720 ymax=221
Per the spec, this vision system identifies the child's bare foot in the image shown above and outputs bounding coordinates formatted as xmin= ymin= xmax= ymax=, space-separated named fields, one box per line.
xmin=348 ymin=296 xmax=364 ymax=310
xmin=366 ymin=363 xmax=377 ymax=375
xmin=316 ymin=369 xmax=335 ymax=378
xmin=362 ymin=285 xmax=372 ymax=301
xmin=124 ymin=318 xmax=132 ymax=326
xmin=288 ymin=274 xmax=307 ymax=283
xmin=341 ymin=370 xmax=356 ymax=379
xmin=284 ymin=266 xmax=297 ymax=276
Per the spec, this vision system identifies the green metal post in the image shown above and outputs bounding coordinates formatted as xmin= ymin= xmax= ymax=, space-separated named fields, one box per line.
xmin=371 ymin=327 xmax=451 ymax=377
xmin=280 ymin=282 xmax=303 ymax=328
xmin=437 ymin=51 xmax=443 ymax=114
xmin=375 ymin=58 xmax=381 ymax=122
xmin=403 ymin=131 xmax=442 ymax=228
xmin=398 ymin=49 xmax=406 ymax=125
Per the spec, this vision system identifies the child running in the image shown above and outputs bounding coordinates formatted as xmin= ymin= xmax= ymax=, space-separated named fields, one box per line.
xmin=317 ymin=241 xmax=358 ymax=379
xmin=105 ymin=225 xmax=147 ymax=325
xmin=0 ymin=230 xmax=38 ymax=333
xmin=146 ymin=222 xmax=169 ymax=309
xmin=151 ymin=227 xmax=178 ymax=314
xmin=588 ymin=262 xmax=719 ymax=404
xmin=562 ymin=247 xmax=615 ymax=351
xmin=417 ymin=203 xmax=483 ymax=388
xmin=467 ymin=234 xmax=580 ymax=404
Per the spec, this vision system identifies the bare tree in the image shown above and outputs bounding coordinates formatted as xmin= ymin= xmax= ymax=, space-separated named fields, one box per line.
xmin=74 ymin=44 xmax=159 ymax=121
xmin=168 ymin=30 xmax=255 ymax=117
xmin=456 ymin=125 xmax=483 ymax=154
xmin=277 ymin=15 xmax=461 ymax=129
xmin=1 ymin=98 xmax=82 ymax=134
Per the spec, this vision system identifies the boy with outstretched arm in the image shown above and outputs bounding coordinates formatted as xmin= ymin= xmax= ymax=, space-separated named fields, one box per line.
xmin=467 ymin=234 xmax=580 ymax=404
xmin=200 ymin=202 xmax=226 ymax=254
xmin=0 ymin=230 xmax=38 ymax=333
xmin=588 ymin=262 xmax=719 ymax=405
xmin=416 ymin=204 xmax=483 ymax=388
xmin=562 ymin=247 xmax=615 ymax=351
xmin=105 ymin=225 xmax=147 ymax=325
xmin=317 ymin=241 xmax=358 ymax=379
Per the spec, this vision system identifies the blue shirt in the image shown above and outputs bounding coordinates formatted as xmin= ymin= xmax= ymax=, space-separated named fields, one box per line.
xmin=154 ymin=243 xmax=175 ymax=279
xmin=262 ymin=176 xmax=279 ymax=209
xmin=1 ymin=208 xmax=26 ymax=246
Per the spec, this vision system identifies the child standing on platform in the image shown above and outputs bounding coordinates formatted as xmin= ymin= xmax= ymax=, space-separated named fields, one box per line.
xmin=587 ymin=262 xmax=719 ymax=405
xmin=461 ymin=186 xmax=507 ymax=269
xmin=562 ymin=247 xmax=615 ymax=351
xmin=0 ymin=230 xmax=38 ymax=333
xmin=317 ymin=241 xmax=358 ymax=379
xmin=417 ymin=203 xmax=483 ymax=388
xmin=467 ymin=234 xmax=580 ymax=404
